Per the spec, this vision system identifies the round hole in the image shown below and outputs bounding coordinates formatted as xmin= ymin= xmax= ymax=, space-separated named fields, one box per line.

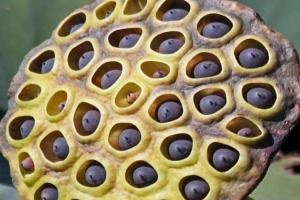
xmin=226 ymin=117 xmax=262 ymax=138
xmin=19 ymin=152 xmax=35 ymax=176
xmin=125 ymin=161 xmax=158 ymax=188
xmin=208 ymin=143 xmax=239 ymax=172
xmin=235 ymin=39 xmax=269 ymax=68
xmin=242 ymin=83 xmax=276 ymax=109
xmin=179 ymin=176 xmax=210 ymax=200
xmin=156 ymin=0 xmax=190 ymax=22
xmin=148 ymin=94 xmax=183 ymax=123
xmin=18 ymin=84 xmax=41 ymax=102
xmin=34 ymin=183 xmax=58 ymax=200
xmin=186 ymin=52 xmax=222 ymax=78
xmin=108 ymin=123 xmax=141 ymax=151
xmin=95 ymin=1 xmax=117 ymax=20
xmin=9 ymin=116 xmax=35 ymax=140
xmin=150 ymin=31 xmax=185 ymax=54
xmin=58 ymin=12 xmax=86 ymax=37
xmin=197 ymin=13 xmax=233 ymax=39
xmin=68 ymin=41 xmax=95 ymax=71
xmin=140 ymin=61 xmax=170 ymax=79
xmin=40 ymin=131 xmax=69 ymax=162
xmin=73 ymin=103 xmax=101 ymax=136
xmin=123 ymin=0 xmax=147 ymax=15
xmin=108 ymin=28 xmax=142 ymax=48
xmin=193 ymin=89 xmax=226 ymax=115
xmin=114 ymin=82 xmax=142 ymax=108
xmin=28 ymin=50 xmax=55 ymax=74
xmin=91 ymin=61 xmax=123 ymax=89
xmin=161 ymin=134 xmax=193 ymax=161
xmin=46 ymin=91 xmax=68 ymax=116
xmin=76 ymin=160 xmax=107 ymax=187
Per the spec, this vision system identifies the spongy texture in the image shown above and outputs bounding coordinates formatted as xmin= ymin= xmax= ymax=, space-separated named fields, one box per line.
xmin=1 ymin=0 xmax=300 ymax=200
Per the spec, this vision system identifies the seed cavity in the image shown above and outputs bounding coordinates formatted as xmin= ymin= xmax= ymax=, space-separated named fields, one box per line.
xmin=58 ymin=12 xmax=86 ymax=37
xmin=28 ymin=50 xmax=55 ymax=74
xmin=108 ymin=28 xmax=142 ymax=48
xmin=197 ymin=13 xmax=233 ymax=39
xmin=125 ymin=161 xmax=158 ymax=188
xmin=68 ymin=41 xmax=95 ymax=71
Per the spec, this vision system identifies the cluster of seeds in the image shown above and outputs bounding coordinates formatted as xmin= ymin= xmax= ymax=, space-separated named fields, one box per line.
xmin=1 ymin=0 xmax=299 ymax=200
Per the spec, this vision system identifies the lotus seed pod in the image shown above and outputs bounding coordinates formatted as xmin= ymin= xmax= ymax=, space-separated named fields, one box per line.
xmin=0 ymin=0 xmax=300 ymax=200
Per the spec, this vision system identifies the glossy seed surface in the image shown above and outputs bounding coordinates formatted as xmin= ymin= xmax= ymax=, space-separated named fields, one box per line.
xmin=58 ymin=101 xmax=66 ymax=112
xmin=168 ymin=139 xmax=192 ymax=160
xmin=202 ymin=22 xmax=230 ymax=38
xmin=162 ymin=8 xmax=188 ymax=21
xmin=246 ymin=87 xmax=275 ymax=109
xmin=21 ymin=157 xmax=34 ymax=172
xmin=237 ymin=128 xmax=253 ymax=137
xmin=20 ymin=119 xmax=34 ymax=139
xmin=78 ymin=51 xmax=94 ymax=70
xmin=70 ymin=23 xmax=83 ymax=34
xmin=184 ymin=179 xmax=209 ymax=200
xmin=41 ymin=58 xmax=55 ymax=74
xmin=118 ymin=34 xmax=140 ymax=48
xmin=53 ymin=137 xmax=69 ymax=159
xmin=158 ymin=38 xmax=184 ymax=54
xmin=156 ymin=101 xmax=183 ymax=123
xmin=40 ymin=186 xmax=58 ymax=200
xmin=119 ymin=128 xmax=141 ymax=150
xmin=85 ymin=164 xmax=106 ymax=187
xmin=238 ymin=48 xmax=268 ymax=68
xmin=193 ymin=60 xmax=221 ymax=78
xmin=199 ymin=95 xmax=225 ymax=115
xmin=152 ymin=71 xmax=167 ymax=78
xmin=101 ymin=69 xmax=122 ymax=89
xmin=82 ymin=110 xmax=101 ymax=134
xmin=132 ymin=166 xmax=158 ymax=187
xmin=212 ymin=147 xmax=239 ymax=172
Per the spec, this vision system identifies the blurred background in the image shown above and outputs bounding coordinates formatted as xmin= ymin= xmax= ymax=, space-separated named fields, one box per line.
xmin=0 ymin=0 xmax=299 ymax=199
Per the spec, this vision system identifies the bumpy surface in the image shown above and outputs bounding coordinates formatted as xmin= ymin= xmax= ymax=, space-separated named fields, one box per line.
xmin=0 ymin=0 xmax=300 ymax=199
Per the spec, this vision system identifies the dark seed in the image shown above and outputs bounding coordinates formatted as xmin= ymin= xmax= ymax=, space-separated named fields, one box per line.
xmin=212 ymin=147 xmax=239 ymax=172
xmin=40 ymin=186 xmax=58 ymax=200
xmin=238 ymin=48 xmax=268 ymax=68
xmin=118 ymin=128 xmax=141 ymax=150
xmin=52 ymin=137 xmax=69 ymax=160
xmin=184 ymin=179 xmax=210 ymax=200
xmin=168 ymin=139 xmax=192 ymax=160
xmin=193 ymin=61 xmax=221 ymax=78
xmin=101 ymin=69 xmax=122 ymax=89
xmin=237 ymin=128 xmax=253 ymax=137
xmin=118 ymin=34 xmax=140 ymax=48
xmin=156 ymin=101 xmax=183 ymax=123
xmin=132 ymin=165 xmax=158 ymax=187
xmin=202 ymin=22 xmax=230 ymax=38
xmin=158 ymin=38 xmax=184 ymax=54
xmin=246 ymin=87 xmax=275 ymax=109
xmin=82 ymin=110 xmax=101 ymax=134
xmin=20 ymin=119 xmax=34 ymax=139
xmin=199 ymin=95 xmax=225 ymax=115
xmin=41 ymin=58 xmax=55 ymax=74
xmin=58 ymin=102 xmax=66 ymax=112
xmin=162 ymin=8 xmax=188 ymax=21
xmin=78 ymin=51 xmax=94 ymax=70
xmin=85 ymin=164 xmax=106 ymax=187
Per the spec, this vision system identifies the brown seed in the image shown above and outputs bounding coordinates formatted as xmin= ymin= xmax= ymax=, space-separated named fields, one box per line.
xmin=126 ymin=92 xmax=140 ymax=104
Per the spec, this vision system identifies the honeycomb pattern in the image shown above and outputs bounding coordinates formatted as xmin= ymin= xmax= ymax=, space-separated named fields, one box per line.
xmin=1 ymin=0 xmax=300 ymax=200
